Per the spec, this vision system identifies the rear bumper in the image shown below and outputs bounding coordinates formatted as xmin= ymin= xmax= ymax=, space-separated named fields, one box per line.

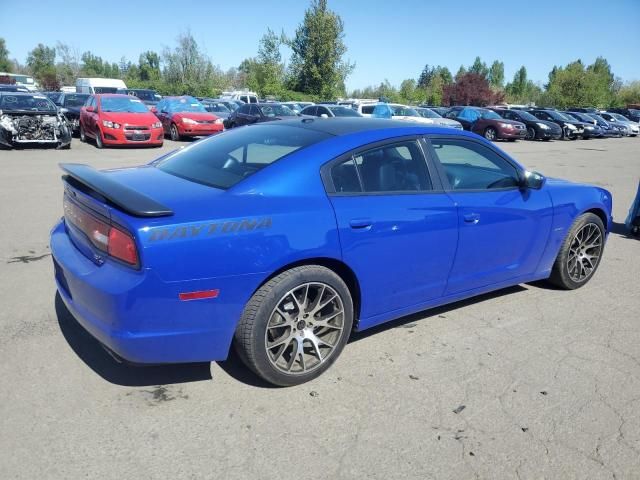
xmin=50 ymin=220 xmax=251 ymax=363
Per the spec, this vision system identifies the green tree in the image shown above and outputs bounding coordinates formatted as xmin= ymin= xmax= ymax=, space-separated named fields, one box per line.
xmin=399 ymin=78 xmax=417 ymax=103
xmin=256 ymin=29 xmax=284 ymax=96
xmin=139 ymin=51 xmax=161 ymax=81
xmin=81 ymin=51 xmax=105 ymax=76
xmin=437 ymin=66 xmax=453 ymax=85
xmin=27 ymin=44 xmax=56 ymax=79
xmin=55 ymin=42 xmax=80 ymax=85
xmin=455 ymin=65 xmax=467 ymax=80
xmin=417 ymin=64 xmax=434 ymax=89
xmin=469 ymin=56 xmax=489 ymax=79
xmin=544 ymin=58 xmax=618 ymax=108
xmin=616 ymin=81 xmax=640 ymax=106
xmin=286 ymin=0 xmax=354 ymax=98
xmin=0 ymin=38 xmax=11 ymax=72
xmin=488 ymin=60 xmax=504 ymax=88
xmin=162 ymin=31 xmax=218 ymax=96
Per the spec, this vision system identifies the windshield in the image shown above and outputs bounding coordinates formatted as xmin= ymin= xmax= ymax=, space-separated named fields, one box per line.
xmin=63 ymin=94 xmax=89 ymax=108
xmin=101 ymin=96 xmax=149 ymax=113
xmin=478 ymin=109 xmax=502 ymax=120
xmin=392 ymin=106 xmax=419 ymax=117
xmin=204 ymin=102 xmax=230 ymax=113
xmin=544 ymin=110 xmax=570 ymax=121
xmin=260 ymin=104 xmax=295 ymax=117
xmin=167 ymin=97 xmax=206 ymax=113
xmin=156 ymin=124 xmax=331 ymax=189
xmin=0 ymin=94 xmax=57 ymax=111
xmin=94 ymin=87 xmax=119 ymax=94
xmin=417 ymin=108 xmax=440 ymax=118
xmin=129 ymin=90 xmax=156 ymax=101
xmin=328 ymin=106 xmax=361 ymax=117
xmin=514 ymin=110 xmax=537 ymax=121
xmin=567 ymin=112 xmax=590 ymax=122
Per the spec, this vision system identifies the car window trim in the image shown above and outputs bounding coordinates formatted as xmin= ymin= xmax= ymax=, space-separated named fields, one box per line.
xmin=320 ymin=135 xmax=445 ymax=196
xmin=422 ymin=135 xmax=524 ymax=193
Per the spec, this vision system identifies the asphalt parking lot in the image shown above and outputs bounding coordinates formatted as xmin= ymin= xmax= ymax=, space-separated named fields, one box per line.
xmin=1 ymin=136 xmax=639 ymax=479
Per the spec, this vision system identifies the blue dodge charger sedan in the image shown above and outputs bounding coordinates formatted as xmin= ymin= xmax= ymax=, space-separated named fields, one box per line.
xmin=51 ymin=118 xmax=612 ymax=386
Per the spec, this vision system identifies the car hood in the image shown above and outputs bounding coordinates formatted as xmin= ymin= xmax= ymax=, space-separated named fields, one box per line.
xmin=172 ymin=112 xmax=217 ymax=121
xmin=101 ymin=111 xmax=160 ymax=125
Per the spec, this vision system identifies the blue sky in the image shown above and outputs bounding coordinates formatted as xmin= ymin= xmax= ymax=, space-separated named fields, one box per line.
xmin=1 ymin=0 xmax=638 ymax=90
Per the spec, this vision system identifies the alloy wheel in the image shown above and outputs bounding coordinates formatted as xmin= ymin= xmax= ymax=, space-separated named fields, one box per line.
xmin=526 ymin=127 xmax=536 ymax=140
xmin=567 ymin=223 xmax=602 ymax=283
xmin=484 ymin=127 xmax=497 ymax=141
xmin=265 ymin=282 xmax=345 ymax=375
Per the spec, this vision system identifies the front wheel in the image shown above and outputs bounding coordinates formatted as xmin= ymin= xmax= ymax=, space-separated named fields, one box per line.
xmin=95 ymin=129 xmax=104 ymax=149
xmin=526 ymin=126 xmax=536 ymax=140
xmin=79 ymin=124 xmax=86 ymax=143
xmin=548 ymin=213 xmax=605 ymax=289
xmin=170 ymin=123 xmax=180 ymax=141
xmin=484 ymin=127 xmax=497 ymax=141
xmin=234 ymin=265 xmax=354 ymax=386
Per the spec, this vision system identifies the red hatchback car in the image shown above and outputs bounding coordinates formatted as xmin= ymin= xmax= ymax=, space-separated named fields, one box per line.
xmin=153 ymin=96 xmax=224 ymax=140
xmin=80 ymin=94 xmax=164 ymax=148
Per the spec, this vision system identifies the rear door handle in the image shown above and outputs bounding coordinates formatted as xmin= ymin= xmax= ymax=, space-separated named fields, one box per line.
xmin=463 ymin=213 xmax=480 ymax=224
xmin=349 ymin=218 xmax=373 ymax=229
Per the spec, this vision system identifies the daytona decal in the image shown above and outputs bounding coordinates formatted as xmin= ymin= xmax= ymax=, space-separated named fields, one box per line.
xmin=148 ymin=217 xmax=272 ymax=241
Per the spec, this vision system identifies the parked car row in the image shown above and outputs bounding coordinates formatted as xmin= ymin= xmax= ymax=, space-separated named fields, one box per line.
xmin=1 ymin=85 xmax=638 ymax=150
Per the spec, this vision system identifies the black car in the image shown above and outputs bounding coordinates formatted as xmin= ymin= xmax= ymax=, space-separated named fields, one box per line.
xmin=0 ymin=92 xmax=71 ymax=149
xmin=301 ymin=104 xmax=362 ymax=118
xmin=491 ymin=108 xmax=561 ymax=141
xmin=56 ymin=93 xmax=90 ymax=135
xmin=603 ymin=107 xmax=640 ymax=123
xmin=116 ymin=88 xmax=160 ymax=108
xmin=527 ymin=109 xmax=585 ymax=139
xmin=561 ymin=111 xmax=604 ymax=139
xmin=226 ymin=103 xmax=299 ymax=128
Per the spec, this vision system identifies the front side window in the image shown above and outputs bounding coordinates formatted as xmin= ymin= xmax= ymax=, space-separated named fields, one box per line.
xmin=430 ymin=139 xmax=520 ymax=190
xmin=331 ymin=141 xmax=431 ymax=193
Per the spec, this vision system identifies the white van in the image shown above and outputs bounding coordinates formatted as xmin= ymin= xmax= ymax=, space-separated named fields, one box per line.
xmin=76 ymin=78 xmax=127 ymax=94
xmin=221 ymin=90 xmax=258 ymax=104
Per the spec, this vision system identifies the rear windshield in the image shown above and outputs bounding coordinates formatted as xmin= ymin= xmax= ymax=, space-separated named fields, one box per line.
xmin=156 ymin=124 xmax=331 ymax=189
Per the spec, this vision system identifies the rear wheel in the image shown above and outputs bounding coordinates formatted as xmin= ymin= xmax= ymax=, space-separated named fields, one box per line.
xmin=170 ymin=123 xmax=180 ymax=141
xmin=234 ymin=265 xmax=354 ymax=386
xmin=548 ymin=213 xmax=605 ymax=289
xmin=484 ymin=127 xmax=497 ymax=141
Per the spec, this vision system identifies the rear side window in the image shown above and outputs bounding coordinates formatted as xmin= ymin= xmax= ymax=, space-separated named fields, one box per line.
xmin=331 ymin=141 xmax=432 ymax=193
xmin=361 ymin=105 xmax=375 ymax=114
xmin=156 ymin=125 xmax=330 ymax=189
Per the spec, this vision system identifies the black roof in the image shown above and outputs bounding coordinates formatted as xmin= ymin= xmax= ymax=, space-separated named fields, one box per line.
xmin=265 ymin=117 xmax=416 ymax=136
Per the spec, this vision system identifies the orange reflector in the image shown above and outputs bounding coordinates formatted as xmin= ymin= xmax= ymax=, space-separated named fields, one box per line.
xmin=179 ymin=289 xmax=220 ymax=301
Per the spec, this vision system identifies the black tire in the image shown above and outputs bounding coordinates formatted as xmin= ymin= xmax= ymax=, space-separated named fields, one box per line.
xmin=170 ymin=123 xmax=180 ymax=141
xmin=547 ymin=213 xmax=605 ymax=290
xmin=543 ymin=138 xmax=551 ymax=141
xmin=234 ymin=265 xmax=354 ymax=387
xmin=526 ymin=126 xmax=536 ymax=140
xmin=79 ymin=124 xmax=86 ymax=143
xmin=484 ymin=127 xmax=497 ymax=141
xmin=95 ymin=129 xmax=104 ymax=149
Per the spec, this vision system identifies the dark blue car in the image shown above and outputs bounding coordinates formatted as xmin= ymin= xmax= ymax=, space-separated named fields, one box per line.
xmin=51 ymin=119 xmax=613 ymax=386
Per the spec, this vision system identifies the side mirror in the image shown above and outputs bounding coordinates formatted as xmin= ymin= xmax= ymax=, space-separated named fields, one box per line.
xmin=150 ymin=106 xmax=158 ymax=114
xmin=520 ymin=170 xmax=546 ymax=190
xmin=86 ymin=106 xmax=94 ymax=113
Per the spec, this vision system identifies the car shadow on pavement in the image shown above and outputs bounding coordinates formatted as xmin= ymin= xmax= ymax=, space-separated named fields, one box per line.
xmin=610 ymin=221 xmax=636 ymax=239
xmin=55 ymin=293 xmax=212 ymax=387
xmin=349 ymin=285 xmax=528 ymax=343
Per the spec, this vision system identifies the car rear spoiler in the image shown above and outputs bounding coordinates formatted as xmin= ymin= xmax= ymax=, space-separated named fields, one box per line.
xmin=60 ymin=163 xmax=173 ymax=218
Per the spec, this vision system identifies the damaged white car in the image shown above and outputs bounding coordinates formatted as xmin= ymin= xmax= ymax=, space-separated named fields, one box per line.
xmin=0 ymin=92 xmax=71 ymax=149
